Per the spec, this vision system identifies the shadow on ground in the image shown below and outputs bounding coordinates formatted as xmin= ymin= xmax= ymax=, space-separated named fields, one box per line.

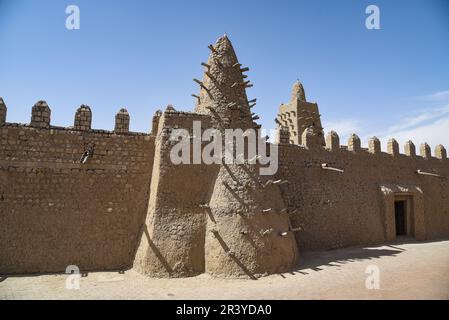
xmin=293 ymin=247 xmax=402 ymax=275
xmin=284 ymin=238 xmax=425 ymax=276
xmin=284 ymin=236 xmax=449 ymax=277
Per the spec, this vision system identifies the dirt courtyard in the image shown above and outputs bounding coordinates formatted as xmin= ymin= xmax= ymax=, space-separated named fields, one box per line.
xmin=1 ymin=238 xmax=448 ymax=300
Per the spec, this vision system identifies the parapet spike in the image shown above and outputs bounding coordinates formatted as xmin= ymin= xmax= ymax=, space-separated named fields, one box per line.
xmin=31 ymin=100 xmax=51 ymax=128
xmin=435 ymin=144 xmax=447 ymax=159
xmin=387 ymin=138 xmax=400 ymax=156
xmin=348 ymin=134 xmax=361 ymax=152
xmin=404 ymin=141 xmax=416 ymax=157
xmin=326 ymin=131 xmax=340 ymax=151
xmin=115 ymin=108 xmax=130 ymax=134
xmin=74 ymin=105 xmax=92 ymax=131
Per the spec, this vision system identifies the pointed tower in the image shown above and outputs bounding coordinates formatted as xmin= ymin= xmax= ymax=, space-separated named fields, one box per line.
xmin=276 ymin=80 xmax=324 ymax=145
xmin=194 ymin=35 xmax=255 ymax=131
xmin=195 ymin=35 xmax=299 ymax=277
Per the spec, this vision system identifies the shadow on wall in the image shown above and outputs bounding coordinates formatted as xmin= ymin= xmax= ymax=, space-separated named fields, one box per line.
xmin=143 ymin=226 xmax=174 ymax=276
xmin=212 ymin=232 xmax=258 ymax=280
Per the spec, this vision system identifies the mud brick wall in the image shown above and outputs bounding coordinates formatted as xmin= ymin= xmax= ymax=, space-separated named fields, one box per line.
xmin=134 ymin=109 xmax=220 ymax=277
xmin=0 ymin=124 xmax=155 ymax=274
xmin=277 ymin=138 xmax=449 ymax=251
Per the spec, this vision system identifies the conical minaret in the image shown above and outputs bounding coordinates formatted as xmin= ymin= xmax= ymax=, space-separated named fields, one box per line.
xmin=196 ymin=36 xmax=299 ymax=278
xmin=194 ymin=35 xmax=255 ymax=130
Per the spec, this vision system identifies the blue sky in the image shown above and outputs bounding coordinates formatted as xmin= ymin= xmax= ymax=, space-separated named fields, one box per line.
xmin=1 ymin=0 xmax=448 ymax=149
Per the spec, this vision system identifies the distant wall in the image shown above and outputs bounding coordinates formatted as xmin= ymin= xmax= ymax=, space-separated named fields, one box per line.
xmin=0 ymin=119 xmax=154 ymax=274
xmin=277 ymin=133 xmax=449 ymax=251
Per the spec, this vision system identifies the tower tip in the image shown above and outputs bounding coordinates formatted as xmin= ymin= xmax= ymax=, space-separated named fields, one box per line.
xmin=291 ymin=80 xmax=306 ymax=102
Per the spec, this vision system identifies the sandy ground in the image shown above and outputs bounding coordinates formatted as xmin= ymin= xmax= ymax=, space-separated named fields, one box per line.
xmin=1 ymin=238 xmax=448 ymax=300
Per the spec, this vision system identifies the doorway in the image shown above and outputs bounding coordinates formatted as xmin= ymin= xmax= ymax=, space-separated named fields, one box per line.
xmin=394 ymin=200 xmax=407 ymax=236
xmin=380 ymin=185 xmax=424 ymax=241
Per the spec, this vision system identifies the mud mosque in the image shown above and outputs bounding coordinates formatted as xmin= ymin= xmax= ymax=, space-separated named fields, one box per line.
xmin=0 ymin=35 xmax=448 ymax=278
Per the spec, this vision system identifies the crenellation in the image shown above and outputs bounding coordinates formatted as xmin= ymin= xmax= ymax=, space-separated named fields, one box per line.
xmin=30 ymin=100 xmax=51 ymax=128
xmin=435 ymin=144 xmax=447 ymax=160
xmin=0 ymin=97 xmax=6 ymax=125
xmin=368 ymin=136 xmax=381 ymax=154
xmin=404 ymin=140 xmax=416 ymax=157
xmin=325 ymin=131 xmax=340 ymax=151
xmin=115 ymin=108 xmax=130 ymax=134
xmin=387 ymin=138 xmax=400 ymax=157
xmin=74 ymin=105 xmax=92 ymax=131
xmin=151 ymin=110 xmax=162 ymax=135
xmin=276 ymin=125 xmax=290 ymax=144
xmin=420 ymin=142 xmax=431 ymax=159
xmin=301 ymin=127 xmax=321 ymax=149
xmin=1 ymin=122 xmax=149 ymax=137
xmin=347 ymin=134 xmax=361 ymax=152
